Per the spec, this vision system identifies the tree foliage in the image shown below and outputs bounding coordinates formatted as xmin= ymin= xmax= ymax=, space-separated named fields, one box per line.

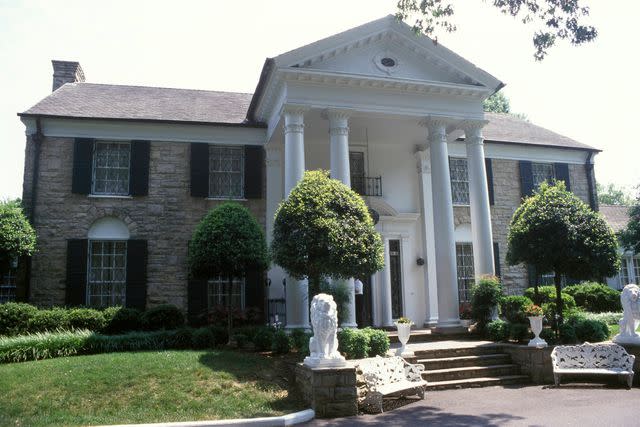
xmin=596 ymin=182 xmax=634 ymax=206
xmin=621 ymin=201 xmax=640 ymax=254
xmin=271 ymin=170 xmax=384 ymax=297
xmin=506 ymin=181 xmax=619 ymax=327
xmin=0 ymin=199 xmax=36 ymax=272
xmin=396 ymin=0 xmax=598 ymax=60
xmin=483 ymin=92 xmax=511 ymax=114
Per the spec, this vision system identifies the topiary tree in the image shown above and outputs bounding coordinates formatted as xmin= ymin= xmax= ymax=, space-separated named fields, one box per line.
xmin=188 ymin=203 xmax=269 ymax=343
xmin=0 ymin=199 xmax=36 ymax=273
xmin=506 ymin=181 xmax=619 ymax=330
xmin=271 ymin=170 xmax=384 ymax=298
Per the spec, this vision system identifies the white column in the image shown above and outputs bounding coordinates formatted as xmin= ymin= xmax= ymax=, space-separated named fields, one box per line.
xmin=423 ymin=117 xmax=462 ymax=330
xmin=325 ymin=109 xmax=357 ymax=328
xmin=265 ymin=146 xmax=285 ymax=301
xmin=283 ymin=106 xmax=309 ymax=329
xmin=415 ymin=148 xmax=439 ymax=327
xmin=463 ymin=121 xmax=495 ymax=276
xmin=381 ymin=236 xmax=394 ymax=327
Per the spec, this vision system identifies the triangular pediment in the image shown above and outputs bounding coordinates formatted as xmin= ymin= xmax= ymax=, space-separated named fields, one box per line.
xmin=273 ymin=15 xmax=502 ymax=90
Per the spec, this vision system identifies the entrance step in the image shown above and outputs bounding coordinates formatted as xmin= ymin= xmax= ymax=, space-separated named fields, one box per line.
xmin=413 ymin=344 xmax=503 ymax=360
xmin=424 ymin=364 xmax=521 ymax=382
xmin=426 ymin=375 xmax=530 ymax=391
xmin=387 ymin=328 xmax=474 ymax=344
xmin=419 ymin=353 xmax=512 ymax=370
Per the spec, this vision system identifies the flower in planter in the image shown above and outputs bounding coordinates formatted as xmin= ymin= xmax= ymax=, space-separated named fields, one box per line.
xmin=524 ymin=304 xmax=544 ymax=317
xmin=395 ymin=317 xmax=413 ymax=325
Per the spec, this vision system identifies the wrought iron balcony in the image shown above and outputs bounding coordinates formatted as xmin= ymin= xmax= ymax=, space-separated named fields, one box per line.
xmin=352 ymin=176 xmax=383 ymax=197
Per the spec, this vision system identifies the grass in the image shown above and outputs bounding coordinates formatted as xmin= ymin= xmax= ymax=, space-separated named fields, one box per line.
xmin=609 ymin=323 xmax=620 ymax=339
xmin=0 ymin=350 xmax=305 ymax=427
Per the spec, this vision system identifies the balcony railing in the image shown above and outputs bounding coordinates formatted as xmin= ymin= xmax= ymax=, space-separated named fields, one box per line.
xmin=351 ymin=176 xmax=383 ymax=197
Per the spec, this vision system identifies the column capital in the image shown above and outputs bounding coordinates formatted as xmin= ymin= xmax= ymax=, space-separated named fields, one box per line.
xmin=460 ymin=119 xmax=489 ymax=142
xmin=282 ymin=104 xmax=310 ymax=116
xmin=419 ymin=116 xmax=455 ymax=130
xmin=321 ymin=108 xmax=352 ymax=122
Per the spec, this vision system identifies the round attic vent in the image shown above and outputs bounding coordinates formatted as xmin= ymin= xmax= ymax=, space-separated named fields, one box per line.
xmin=381 ymin=57 xmax=396 ymax=67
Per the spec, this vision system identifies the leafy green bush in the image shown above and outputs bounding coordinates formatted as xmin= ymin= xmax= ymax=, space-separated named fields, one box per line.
xmin=172 ymin=328 xmax=194 ymax=349
xmin=0 ymin=302 xmax=38 ymax=336
xmin=232 ymin=333 xmax=248 ymax=348
xmin=319 ymin=280 xmax=351 ymax=325
xmin=67 ymin=308 xmax=106 ymax=331
xmin=583 ymin=311 xmax=622 ymax=325
xmin=524 ymin=286 xmax=557 ymax=305
xmin=541 ymin=293 xmax=577 ymax=327
xmin=272 ymin=330 xmax=292 ymax=354
xmin=539 ymin=327 xmax=557 ymax=345
xmin=0 ymin=199 xmax=36 ymax=272
xmin=141 ymin=305 xmax=184 ymax=331
xmin=500 ymin=295 xmax=534 ymax=324
xmin=209 ymin=326 xmax=229 ymax=347
xmin=0 ymin=329 xmax=91 ymax=363
xmin=252 ymin=326 xmax=275 ymax=351
xmin=27 ymin=308 xmax=69 ymax=333
xmin=563 ymin=282 xmax=621 ymax=313
xmin=289 ymin=328 xmax=311 ymax=354
xmin=363 ymin=328 xmax=390 ymax=357
xmin=487 ymin=319 xmax=509 ymax=342
xmin=509 ymin=323 xmax=530 ymax=342
xmin=560 ymin=313 xmax=609 ymax=343
xmin=102 ymin=307 xmax=142 ymax=334
xmin=470 ymin=276 xmax=503 ymax=329
xmin=192 ymin=327 xmax=215 ymax=349
xmin=85 ymin=330 xmax=181 ymax=354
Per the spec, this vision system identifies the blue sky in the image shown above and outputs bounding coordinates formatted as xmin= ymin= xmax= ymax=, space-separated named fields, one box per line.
xmin=1 ymin=0 xmax=638 ymax=199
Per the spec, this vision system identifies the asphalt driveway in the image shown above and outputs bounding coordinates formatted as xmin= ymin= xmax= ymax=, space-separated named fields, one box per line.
xmin=305 ymin=384 xmax=640 ymax=426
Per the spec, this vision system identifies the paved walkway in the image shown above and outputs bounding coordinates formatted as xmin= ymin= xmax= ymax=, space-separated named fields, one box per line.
xmin=305 ymin=384 xmax=640 ymax=426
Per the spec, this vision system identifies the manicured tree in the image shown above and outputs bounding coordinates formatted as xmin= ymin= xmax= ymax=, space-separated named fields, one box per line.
xmin=0 ymin=199 xmax=36 ymax=273
xmin=271 ymin=170 xmax=384 ymax=298
xmin=188 ymin=203 xmax=269 ymax=342
xmin=506 ymin=181 xmax=619 ymax=330
xmin=621 ymin=199 xmax=640 ymax=254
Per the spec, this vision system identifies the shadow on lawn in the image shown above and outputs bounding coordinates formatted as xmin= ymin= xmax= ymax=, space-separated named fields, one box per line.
xmin=197 ymin=351 xmax=305 ymax=413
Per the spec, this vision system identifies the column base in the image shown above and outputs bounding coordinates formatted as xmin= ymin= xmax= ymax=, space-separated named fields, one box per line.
xmin=433 ymin=319 xmax=468 ymax=335
xmin=423 ymin=318 xmax=439 ymax=328
xmin=340 ymin=322 xmax=358 ymax=329
xmin=286 ymin=324 xmax=311 ymax=332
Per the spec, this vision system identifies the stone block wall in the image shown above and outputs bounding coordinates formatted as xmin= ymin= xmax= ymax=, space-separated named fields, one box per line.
xmin=500 ymin=344 xmax=554 ymax=384
xmin=21 ymin=136 xmax=266 ymax=310
xmin=295 ymin=363 xmax=358 ymax=418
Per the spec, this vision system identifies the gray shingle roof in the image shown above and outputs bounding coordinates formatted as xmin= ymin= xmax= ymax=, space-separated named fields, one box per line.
xmin=22 ymin=83 xmax=256 ymax=125
xmin=482 ymin=112 xmax=597 ymax=151
xmin=599 ymin=204 xmax=631 ymax=233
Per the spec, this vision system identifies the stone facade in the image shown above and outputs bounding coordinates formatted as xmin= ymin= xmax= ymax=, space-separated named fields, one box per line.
xmin=294 ymin=363 xmax=358 ymax=418
xmin=21 ymin=136 xmax=266 ymax=310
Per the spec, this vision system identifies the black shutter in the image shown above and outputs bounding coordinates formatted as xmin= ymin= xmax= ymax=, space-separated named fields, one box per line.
xmin=72 ymin=138 xmax=94 ymax=194
xmin=554 ymin=163 xmax=571 ymax=192
xmin=244 ymin=268 xmax=264 ymax=311
xmin=130 ymin=140 xmax=150 ymax=196
xmin=244 ymin=145 xmax=264 ymax=199
xmin=188 ymin=278 xmax=209 ymax=317
xmin=493 ymin=242 xmax=501 ymax=278
xmin=126 ymin=240 xmax=147 ymax=310
xmin=519 ymin=160 xmax=534 ymax=199
xmin=190 ymin=143 xmax=209 ymax=197
xmin=527 ymin=264 xmax=537 ymax=288
xmin=485 ymin=158 xmax=494 ymax=206
xmin=66 ymin=239 xmax=88 ymax=306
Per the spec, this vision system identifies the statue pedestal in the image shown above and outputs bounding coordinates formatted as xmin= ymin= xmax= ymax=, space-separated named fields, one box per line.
xmin=613 ymin=334 xmax=640 ymax=346
xmin=303 ymin=355 xmax=347 ymax=368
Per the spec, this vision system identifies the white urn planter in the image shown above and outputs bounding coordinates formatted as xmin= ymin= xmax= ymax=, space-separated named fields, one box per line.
xmin=394 ymin=321 xmax=414 ymax=357
xmin=527 ymin=316 xmax=548 ymax=348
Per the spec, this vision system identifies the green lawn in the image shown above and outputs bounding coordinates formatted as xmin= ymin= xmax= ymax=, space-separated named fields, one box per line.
xmin=609 ymin=323 xmax=620 ymax=339
xmin=0 ymin=350 xmax=305 ymax=427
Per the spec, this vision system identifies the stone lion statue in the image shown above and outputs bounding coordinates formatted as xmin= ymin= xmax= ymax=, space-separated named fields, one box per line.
xmin=304 ymin=293 xmax=346 ymax=368
xmin=614 ymin=284 xmax=640 ymax=344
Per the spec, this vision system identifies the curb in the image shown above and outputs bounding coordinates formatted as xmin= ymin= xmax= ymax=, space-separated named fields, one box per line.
xmin=98 ymin=409 xmax=315 ymax=427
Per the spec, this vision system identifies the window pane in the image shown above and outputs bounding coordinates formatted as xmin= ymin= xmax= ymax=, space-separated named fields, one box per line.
xmin=532 ymin=163 xmax=554 ymax=189
xmin=0 ymin=267 xmax=17 ymax=303
xmin=449 ymin=158 xmax=470 ymax=205
xmin=209 ymin=146 xmax=244 ymax=199
xmin=92 ymin=142 xmax=130 ymax=196
xmin=456 ymin=242 xmax=474 ymax=302
xmin=207 ymin=276 xmax=245 ymax=310
xmin=87 ymin=240 xmax=127 ymax=308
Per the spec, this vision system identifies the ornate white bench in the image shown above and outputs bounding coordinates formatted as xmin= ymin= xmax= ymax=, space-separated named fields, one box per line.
xmin=355 ymin=355 xmax=427 ymax=413
xmin=551 ymin=342 xmax=635 ymax=389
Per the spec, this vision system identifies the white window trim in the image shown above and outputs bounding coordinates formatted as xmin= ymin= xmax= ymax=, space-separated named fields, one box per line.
xmin=208 ymin=144 xmax=245 ymax=200
xmin=91 ymin=141 xmax=131 ymax=196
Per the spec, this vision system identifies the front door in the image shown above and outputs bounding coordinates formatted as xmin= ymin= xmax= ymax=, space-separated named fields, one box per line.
xmin=349 ymin=151 xmax=365 ymax=195
xmin=355 ymin=275 xmax=373 ymax=327
xmin=389 ymin=239 xmax=403 ymax=318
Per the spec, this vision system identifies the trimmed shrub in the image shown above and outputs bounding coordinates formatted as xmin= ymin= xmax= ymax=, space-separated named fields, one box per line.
xmin=487 ymin=319 xmax=509 ymax=342
xmin=172 ymin=328 xmax=194 ymax=349
xmin=500 ymin=295 xmax=534 ymax=324
xmin=253 ymin=326 xmax=275 ymax=351
xmin=560 ymin=313 xmax=609 ymax=343
xmin=209 ymin=326 xmax=229 ymax=347
xmin=0 ymin=302 xmax=38 ymax=336
xmin=563 ymin=282 xmax=622 ymax=313
xmin=102 ymin=307 xmax=142 ymax=334
xmin=541 ymin=293 xmax=577 ymax=327
xmin=192 ymin=327 xmax=215 ymax=349
xmin=524 ymin=286 xmax=557 ymax=305
xmin=232 ymin=333 xmax=248 ymax=348
xmin=290 ymin=328 xmax=311 ymax=354
xmin=470 ymin=276 xmax=503 ymax=329
xmin=539 ymin=328 xmax=557 ymax=345
xmin=363 ymin=328 xmax=390 ymax=357
xmin=0 ymin=329 xmax=91 ymax=363
xmin=509 ymin=323 xmax=530 ymax=342
xmin=28 ymin=308 xmax=69 ymax=333
xmin=272 ymin=330 xmax=292 ymax=354
xmin=583 ymin=312 xmax=622 ymax=325
xmin=67 ymin=308 xmax=106 ymax=331
xmin=141 ymin=304 xmax=184 ymax=331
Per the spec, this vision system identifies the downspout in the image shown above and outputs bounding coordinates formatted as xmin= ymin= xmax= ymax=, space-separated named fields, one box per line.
xmin=585 ymin=151 xmax=597 ymax=211
xmin=24 ymin=118 xmax=43 ymax=301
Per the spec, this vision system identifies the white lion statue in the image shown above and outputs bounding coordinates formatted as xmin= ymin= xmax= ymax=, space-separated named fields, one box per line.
xmin=613 ymin=284 xmax=640 ymax=345
xmin=303 ymin=293 xmax=346 ymax=368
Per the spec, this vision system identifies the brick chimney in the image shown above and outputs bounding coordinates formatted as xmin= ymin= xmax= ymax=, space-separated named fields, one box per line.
xmin=51 ymin=60 xmax=85 ymax=92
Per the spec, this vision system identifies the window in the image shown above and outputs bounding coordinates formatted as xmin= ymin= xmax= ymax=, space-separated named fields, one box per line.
xmin=531 ymin=162 xmax=554 ymax=189
xmin=87 ymin=240 xmax=127 ymax=307
xmin=350 ymin=151 xmax=366 ymax=195
xmin=0 ymin=268 xmax=17 ymax=303
xmin=92 ymin=141 xmax=131 ymax=195
xmin=456 ymin=242 xmax=475 ymax=302
xmin=209 ymin=146 xmax=244 ymax=199
xmin=449 ymin=158 xmax=469 ymax=205
xmin=619 ymin=258 xmax=631 ymax=288
xmin=633 ymin=257 xmax=640 ymax=283
xmin=207 ymin=276 xmax=245 ymax=309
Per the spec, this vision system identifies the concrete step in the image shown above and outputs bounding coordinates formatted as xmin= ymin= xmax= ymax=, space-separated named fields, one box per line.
xmin=413 ymin=345 xmax=503 ymax=360
xmin=426 ymin=375 xmax=530 ymax=391
xmin=423 ymin=364 xmax=520 ymax=382
xmin=387 ymin=329 xmax=475 ymax=344
xmin=419 ymin=353 xmax=512 ymax=370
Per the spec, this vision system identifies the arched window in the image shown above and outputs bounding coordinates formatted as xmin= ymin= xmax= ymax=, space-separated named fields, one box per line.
xmin=87 ymin=217 xmax=129 ymax=307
